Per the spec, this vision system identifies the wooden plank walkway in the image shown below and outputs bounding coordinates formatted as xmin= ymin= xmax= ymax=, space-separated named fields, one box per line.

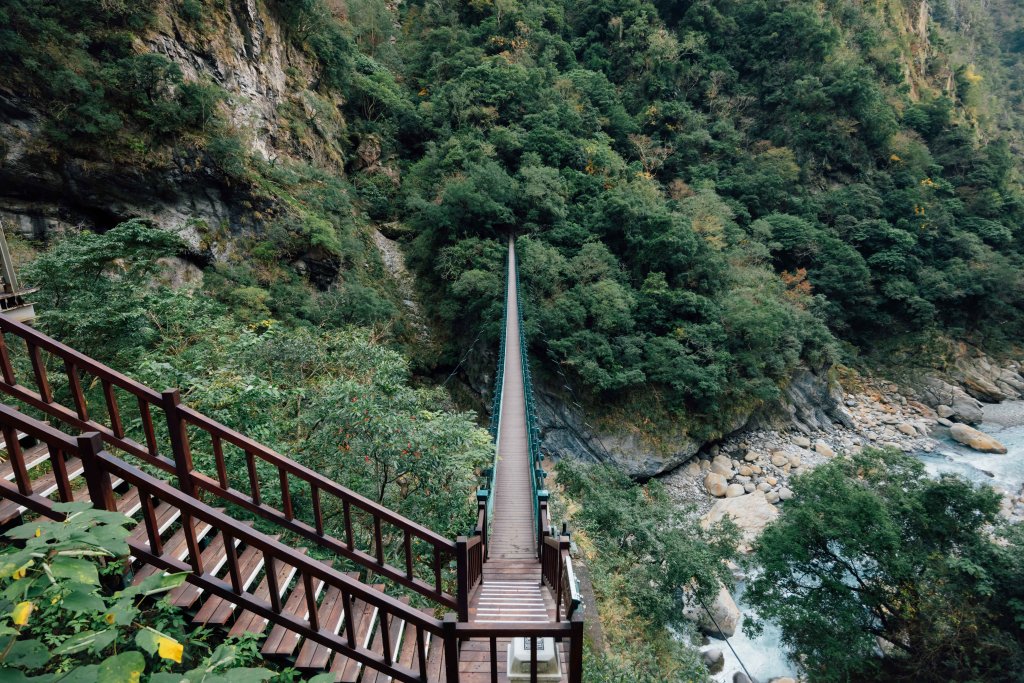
xmin=456 ymin=238 xmax=567 ymax=682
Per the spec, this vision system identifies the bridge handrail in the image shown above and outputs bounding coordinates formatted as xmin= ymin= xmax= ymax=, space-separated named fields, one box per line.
xmin=0 ymin=315 xmax=460 ymax=611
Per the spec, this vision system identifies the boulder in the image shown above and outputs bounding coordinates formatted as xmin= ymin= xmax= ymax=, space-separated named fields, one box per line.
xmin=738 ymin=465 xmax=753 ymax=476
xmin=770 ymin=452 xmax=789 ymax=467
xmin=897 ymin=423 xmax=917 ymax=436
xmin=814 ymin=441 xmax=835 ymax=457
xmin=733 ymin=674 xmax=753 ymax=683
xmin=949 ymin=423 xmax=1008 ymax=454
xmin=725 ymin=483 xmax=746 ymax=498
xmin=711 ymin=454 xmax=735 ymax=477
xmin=936 ymin=404 xmax=955 ymax=419
xmin=702 ymin=648 xmax=724 ymax=669
xmin=787 ymin=453 xmax=802 ymax=467
xmin=766 ymin=491 xmax=780 ymax=504
xmin=770 ymin=678 xmax=797 ymax=683
xmin=779 ymin=487 xmax=794 ymax=501
xmin=702 ymin=490 xmax=780 ymax=551
xmin=744 ymin=450 xmax=759 ymax=462
xmin=683 ymin=461 xmax=701 ymax=476
xmin=685 ymin=585 xmax=741 ymax=637
xmin=793 ymin=436 xmax=811 ymax=448
xmin=704 ymin=472 xmax=729 ymax=497
xmin=743 ymin=482 xmax=756 ymax=493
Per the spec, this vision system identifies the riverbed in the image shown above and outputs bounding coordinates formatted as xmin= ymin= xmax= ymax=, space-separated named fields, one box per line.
xmin=707 ymin=400 xmax=1024 ymax=683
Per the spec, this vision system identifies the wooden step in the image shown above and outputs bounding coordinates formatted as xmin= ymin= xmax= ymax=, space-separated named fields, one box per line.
xmin=394 ymin=607 xmax=435 ymax=675
xmin=0 ymin=442 xmax=50 ymax=481
xmin=330 ymin=584 xmax=386 ymax=682
xmin=365 ymin=597 xmax=410 ymax=683
xmin=225 ymin=552 xmax=305 ymax=635
xmin=193 ymin=541 xmax=286 ymax=626
xmin=131 ymin=515 xmax=215 ymax=585
xmin=261 ymin=561 xmax=334 ymax=657
xmin=0 ymin=456 xmax=84 ymax=525
xmin=294 ymin=574 xmax=361 ymax=671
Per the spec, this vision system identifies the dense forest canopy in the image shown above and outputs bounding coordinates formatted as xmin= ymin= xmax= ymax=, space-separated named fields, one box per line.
xmin=2 ymin=0 xmax=1021 ymax=435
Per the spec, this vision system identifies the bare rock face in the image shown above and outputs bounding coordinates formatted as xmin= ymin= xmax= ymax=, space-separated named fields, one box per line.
xmin=949 ymin=423 xmax=1008 ymax=454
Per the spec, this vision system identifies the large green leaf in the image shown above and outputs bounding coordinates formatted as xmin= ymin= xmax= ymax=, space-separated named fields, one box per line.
xmin=3 ymin=639 xmax=50 ymax=670
xmin=49 ymin=557 xmax=99 ymax=586
xmin=61 ymin=587 xmax=105 ymax=613
xmin=96 ymin=651 xmax=145 ymax=683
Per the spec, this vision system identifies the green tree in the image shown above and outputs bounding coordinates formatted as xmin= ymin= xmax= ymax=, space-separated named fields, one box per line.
xmin=746 ymin=448 xmax=1024 ymax=682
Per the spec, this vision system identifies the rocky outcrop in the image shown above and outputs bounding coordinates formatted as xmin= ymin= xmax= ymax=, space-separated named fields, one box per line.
xmin=906 ymin=351 xmax=1024 ymax=425
xmin=534 ymin=385 xmax=703 ymax=479
xmin=949 ymin=423 xmax=1008 ymax=454
xmin=747 ymin=366 xmax=854 ymax=433
xmin=0 ymin=0 xmax=351 ymax=253
xmin=535 ymin=364 xmax=852 ymax=479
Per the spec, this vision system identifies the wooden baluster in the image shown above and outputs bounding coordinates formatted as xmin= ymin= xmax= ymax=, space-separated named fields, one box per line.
xmin=0 ymin=333 xmax=16 ymax=385
xmin=245 ymin=450 xmax=261 ymax=506
xmin=432 ymin=546 xmax=442 ymax=596
xmin=138 ymin=397 xmax=159 ymax=457
xmin=181 ymin=512 xmax=204 ymax=574
xmin=373 ymin=516 xmax=384 ymax=564
xmin=27 ymin=343 xmax=52 ymax=403
xmin=212 ymin=435 xmax=228 ymax=489
xmin=403 ymin=530 xmax=413 ymax=579
xmin=161 ymin=389 xmax=196 ymax=497
xmin=342 ymin=587 xmax=356 ymax=648
xmin=223 ymin=531 xmax=242 ymax=593
xmin=380 ymin=611 xmax=392 ymax=665
xmin=311 ymin=486 xmax=324 ymax=535
xmin=49 ymin=445 xmax=73 ymax=503
xmin=102 ymin=380 xmax=124 ymax=438
xmin=279 ymin=467 xmax=293 ymax=520
xmin=64 ymin=360 xmax=88 ymax=421
xmin=77 ymin=433 xmax=115 ymax=512
xmin=303 ymin=573 xmax=319 ymax=631
xmin=416 ymin=624 xmax=427 ymax=681
xmin=140 ymin=491 xmax=163 ymax=554
xmin=490 ymin=636 xmax=498 ymax=683
xmin=265 ymin=555 xmax=282 ymax=613
xmin=3 ymin=426 xmax=31 ymax=496
xmin=342 ymin=499 xmax=353 ymax=549
xmin=530 ymin=635 xmax=538 ymax=683
xmin=456 ymin=536 xmax=469 ymax=621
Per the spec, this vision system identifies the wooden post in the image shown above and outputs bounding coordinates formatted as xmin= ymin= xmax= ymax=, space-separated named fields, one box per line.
xmin=569 ymin=611 xmax=584 ymax=683
xmin=537 ymin=491 xmax=549 ymax=561
xmin=477 ymin=490 xmax=489 ymax=561
xmin=443 ymin=613 xmax=460 ymax=683
xmin=77 ymin=432 xmax=115 ymax=512
xmin=456 ymin=535 xmax=469 ymax=622
xmin=161 ymin=389 xmax=195 ymax=496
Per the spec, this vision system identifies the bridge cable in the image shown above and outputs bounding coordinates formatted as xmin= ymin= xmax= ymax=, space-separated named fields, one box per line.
xmin=696 ymin=592 xmax=755 ymax=682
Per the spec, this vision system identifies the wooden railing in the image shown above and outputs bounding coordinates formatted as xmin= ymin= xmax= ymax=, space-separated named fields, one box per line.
xmin=0 ymin=403 xmax=584 ymax=682
xmin=0 ymin=316 xmax=460 ymax=611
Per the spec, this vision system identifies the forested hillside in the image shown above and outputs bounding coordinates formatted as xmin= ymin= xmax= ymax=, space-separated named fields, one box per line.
xmin=2 ymin=1 xmax=1024 ymax=682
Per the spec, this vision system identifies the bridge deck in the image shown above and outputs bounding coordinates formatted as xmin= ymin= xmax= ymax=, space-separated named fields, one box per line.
xmin=456 ymin=238 xmax=568 ymax=681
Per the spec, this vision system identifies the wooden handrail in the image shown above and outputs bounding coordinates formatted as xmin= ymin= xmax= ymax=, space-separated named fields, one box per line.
xmin=0 ymin=315 xmax=460 ymax=609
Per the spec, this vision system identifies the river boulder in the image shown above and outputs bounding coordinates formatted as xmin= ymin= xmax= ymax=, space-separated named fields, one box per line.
xmin=701 ymin=490 xmax=780 ymax=551
xmin=949 ymin=423 xmax=1008 ymax=454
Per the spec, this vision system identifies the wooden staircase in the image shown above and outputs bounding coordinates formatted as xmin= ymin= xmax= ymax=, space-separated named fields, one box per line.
xmin=0 ymin=309 xmax=583 ymax=683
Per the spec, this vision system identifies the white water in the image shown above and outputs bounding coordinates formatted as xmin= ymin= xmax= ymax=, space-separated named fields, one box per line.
xmin=707 ymin=400 xmax=1024 ymax=683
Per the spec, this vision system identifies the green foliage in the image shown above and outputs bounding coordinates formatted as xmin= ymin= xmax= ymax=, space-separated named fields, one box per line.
xmin=746 ymin=449 xmax=1024 ymax=682
xmin=561 ymin=458 xmax=737 ymax=655
xmin=0 ymin=502 xmax=302 ymax=682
